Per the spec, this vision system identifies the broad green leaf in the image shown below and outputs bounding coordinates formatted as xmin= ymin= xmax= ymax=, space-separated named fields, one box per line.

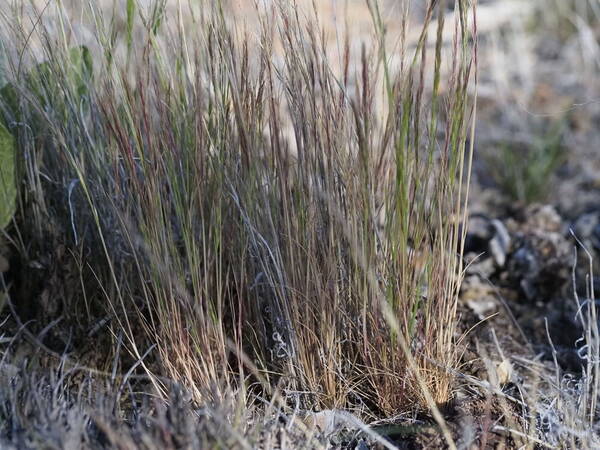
xmin=0 ymin=121 xmax=15 ymax=230
xmin=0 ymin=46 xmax=93 ymax=121
xmin=0 ymin=78 xmax=18 ymax=120
xmin=0 ymin=46 xmax=92 ymax=230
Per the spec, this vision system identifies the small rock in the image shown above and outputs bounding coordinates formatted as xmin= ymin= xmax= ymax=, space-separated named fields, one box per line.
xmin=509 ymin=245 xmax=540 ymax=300
xmin=466 ymin=297 xmax=497 ymax=319
xmin=572 ymin=211 xmax=600 ymax=252
xmin=523 ymin=204 xmax=563 ymax=233
xmin=464 ymin=215 xmax=511 ymax=275
xmin=489 ymin=219 xmax=511 ymax=267
xmin=461 ymin=275 xmax=498 ymax=319
xmin=465 ymin=253 xmax=496 ymax=278
xmin=494 ymin=359 xmax=513 ymax=386
xmin=507 ymin=227 xmax=571 ymax=302
xmin=354 ymin=438 xmax=370 ymax=450
xmin=298 ymin=409 xmax=358 ymax=435
xmin=464 ymin=215 xmax=494 ymax=254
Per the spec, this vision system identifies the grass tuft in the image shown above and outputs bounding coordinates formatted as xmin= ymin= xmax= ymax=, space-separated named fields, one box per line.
xmin=0 ymin=0 xmax=479 ymax=446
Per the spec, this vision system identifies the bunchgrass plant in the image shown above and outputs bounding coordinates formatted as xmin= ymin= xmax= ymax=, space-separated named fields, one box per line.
xmin=0 ymin=0 xmax=477 ymax=445
xmin=487 ymin=118 xmax=566 ymax=204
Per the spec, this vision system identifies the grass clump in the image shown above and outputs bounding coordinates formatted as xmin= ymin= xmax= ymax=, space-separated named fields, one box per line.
xmin=0 ymin=0 xmax=477 ymax=445
xmin=487 ymin=119 xmax=566 ymax=204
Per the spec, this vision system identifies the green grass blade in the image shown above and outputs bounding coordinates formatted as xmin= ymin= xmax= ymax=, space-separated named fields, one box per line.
xmin=0 ymin=121 xmax=16 ymax=230
xmin=126 ymin=0 xmax=136 ymax=49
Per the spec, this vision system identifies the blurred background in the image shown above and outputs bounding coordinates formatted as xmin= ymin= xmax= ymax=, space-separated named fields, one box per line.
xmin=6 ymin=0 xmax=598 ymax=212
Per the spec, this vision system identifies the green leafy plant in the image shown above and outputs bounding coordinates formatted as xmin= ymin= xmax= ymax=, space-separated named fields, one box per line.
xmin=0 ymin=45 xmax=92 ymax=221
xmin=0 ymin=46 xmax=92 ymax=122
xmin=0 ymin=46 xmax=92 ymax=312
